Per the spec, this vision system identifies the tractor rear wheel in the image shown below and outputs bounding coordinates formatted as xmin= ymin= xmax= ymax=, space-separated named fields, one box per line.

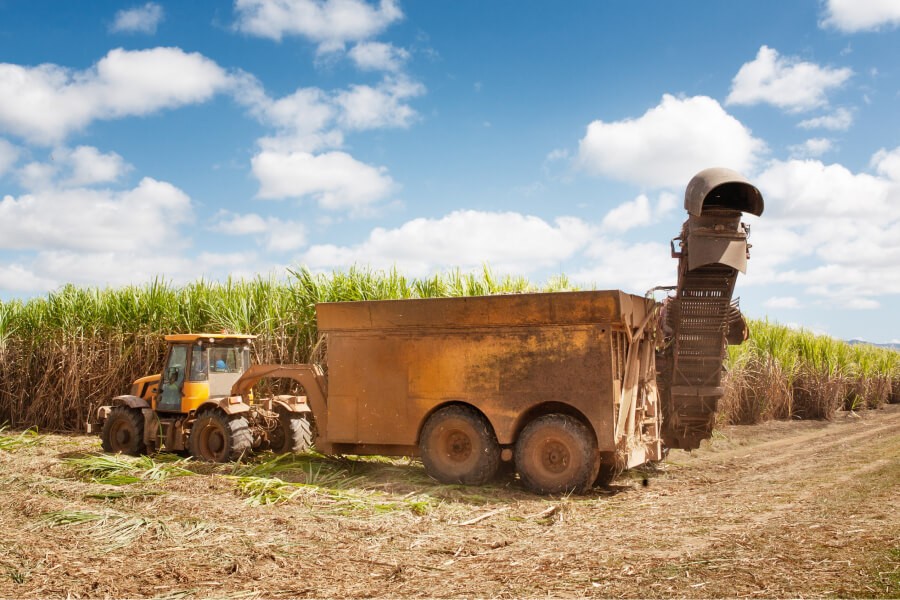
xmin=189 ymin=410 xmax=252 ymax=462
xmin=515 ymin=414 xmax=599 ymax=495
xmin=419 ymin=405 xmax=500 ymax=485
xmin=101 ymin=406 xmax=146 ymax=455
xmin=268 ymin=410 xmax=313 ymax=454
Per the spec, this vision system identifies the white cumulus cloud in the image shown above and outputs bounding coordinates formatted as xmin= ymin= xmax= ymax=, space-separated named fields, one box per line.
xmin=53 ymin=146 xmax=132 ymax=186
xmin=0 ymin=138 xmax=19 ymax=176
xmin=10 ymin=146 xmax=131 ymax=189
xmin=0 ymin=47 xmax=232 ymax=145
xmin=757 ymin=158 xmax=896 ymax=221
xmin=233 ymin=0 xmax=403 ymax=52
xmin=210 ymin=211 xmax=308 ymax=253
xmin=601 ymin=192 xmax=678 ymax=233
xmin=335 ymin=76 xmax=425 ymax=131
xmin=751 ymin=151 xmax=900 ymax=307
xmin=110 ymin=2 xmax=165 ymax=34
xmin=300 ymin=210 xmax=595 ymax=276
xmin=576 ymin=94 xmax=765 ymax=188
xmin=252 ymin=150 xmax=396 ymax=210
xmin=764 ymin=296 xmax=802 ymax=309
xmin=236 ymin=72 xmax=423 ymax=212
xmin=0 ymin=264 xmax=57 ymax=293
xmin=726 ymin=46 xmax=852 ymax=112
xmin=871 ymin=146 xmax=900 ymax=181
xmin=572 ymin=239 xmax=674 ymax=294
xmin=24 ymin=249 xmax=260 ymax=290
xmin=820 ymin=0 xmax=900 ymax=32
xmin=0 ymin=178 xmax=191 ymax=253
xmin=348 ymin=41 xmax=410 ymax=72
xmin=246 ymin=85 xmax=341 ymax=153
xmin=788 ymin=138 xmax=834 ymax=159
xmin=797 ymin=107 xmax=854 ymax=130
xmin=241 ymin=74 xmax=424 ymax=152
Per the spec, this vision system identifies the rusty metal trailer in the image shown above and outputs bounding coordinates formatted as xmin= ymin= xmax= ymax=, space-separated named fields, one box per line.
xmin=237 ymin=291 xmax=662 ymax=493
xmin=230 ymin=167 xmax=764 ymax=494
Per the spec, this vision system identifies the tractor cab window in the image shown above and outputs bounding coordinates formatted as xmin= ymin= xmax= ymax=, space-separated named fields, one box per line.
xmin=206 ymin=344 xmax=250 ymax=398
xmin=209 ymin=347 xmax=243 ymax=373
xmin=166 ymin=345 xmax=188 ymax=383
xmin=189 ymin=345 xmax=208 ymax=382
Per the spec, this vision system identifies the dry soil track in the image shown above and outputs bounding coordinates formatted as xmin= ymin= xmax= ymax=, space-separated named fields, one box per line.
xmin=0 ymin=405 xmax=897 ymax=598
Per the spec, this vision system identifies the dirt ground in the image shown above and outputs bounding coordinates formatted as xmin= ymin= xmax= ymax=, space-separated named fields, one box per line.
xmin=1 ymin=405 xmax=898 ymax=599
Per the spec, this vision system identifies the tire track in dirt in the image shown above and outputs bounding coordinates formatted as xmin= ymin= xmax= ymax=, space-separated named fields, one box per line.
xmin=679 ymin=408 xmax=900 ymax=475
xmin=610 ymin=406 xmax=900 ymax=597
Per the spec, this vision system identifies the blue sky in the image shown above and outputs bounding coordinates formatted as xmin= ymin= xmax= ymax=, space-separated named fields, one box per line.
xmin=0 ymin=0 xmax=898 ymax=342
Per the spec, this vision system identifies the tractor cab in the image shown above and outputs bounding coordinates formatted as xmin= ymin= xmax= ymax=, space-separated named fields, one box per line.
xmin=155 ymin=334 xmax=255 ymax=413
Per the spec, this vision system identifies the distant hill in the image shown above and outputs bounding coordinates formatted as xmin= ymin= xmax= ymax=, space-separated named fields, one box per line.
xmin=848 ymin=339 xmax=900 ymax=351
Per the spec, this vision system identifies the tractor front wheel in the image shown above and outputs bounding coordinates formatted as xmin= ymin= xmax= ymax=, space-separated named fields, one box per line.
xmin=189 ymin=410 xmax=252 ymax=462
xmin=101 ymin=406 xmax=146 ymax=455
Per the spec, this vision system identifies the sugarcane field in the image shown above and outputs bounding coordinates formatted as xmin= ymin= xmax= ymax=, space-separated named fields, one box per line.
xmin=2 ymin=1 xmax=900 ymax=599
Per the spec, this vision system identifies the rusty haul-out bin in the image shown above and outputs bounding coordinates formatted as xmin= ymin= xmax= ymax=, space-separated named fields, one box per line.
xmin=311 ymin=289 xmax=663 ymax=494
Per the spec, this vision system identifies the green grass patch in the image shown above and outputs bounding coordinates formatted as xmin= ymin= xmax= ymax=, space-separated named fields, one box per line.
xmin=63 ymin=453 xmax=194 ymax=485
xmin=225 ymin=452 xmax=441 ymax=513
xmin=0 ymin=425 xmax=41 ymax=452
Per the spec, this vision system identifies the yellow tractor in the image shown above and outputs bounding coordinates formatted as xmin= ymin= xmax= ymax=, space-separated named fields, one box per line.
xmin=89 ymin=333 xmax=312 ymax=462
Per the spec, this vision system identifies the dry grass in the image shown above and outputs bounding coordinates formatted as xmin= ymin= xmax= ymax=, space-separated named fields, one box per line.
xmin=0 ymin=405 xmax=898 ymax=598
xmin=722 ymin=320 xmax=899 ymax=424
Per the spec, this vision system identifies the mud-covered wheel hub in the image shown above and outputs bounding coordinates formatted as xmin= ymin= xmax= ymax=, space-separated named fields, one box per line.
xmin=444 ymin=430 xmax=473 ymax=462
xmin=197 ymin=421 xmax=227 ymax=461
xmin=189 ymin=410 xmax=252 ymax=463
xmin=539 ymin=440 xmax=570 ymax=474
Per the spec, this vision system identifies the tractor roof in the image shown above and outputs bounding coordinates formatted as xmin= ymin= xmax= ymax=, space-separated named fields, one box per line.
xmin=164 ymin=333 xmax=256 ymax=344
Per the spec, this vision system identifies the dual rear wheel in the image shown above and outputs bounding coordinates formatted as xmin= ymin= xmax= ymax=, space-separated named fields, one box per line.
xmin=419 ymin=407 xmax=600 ymax=494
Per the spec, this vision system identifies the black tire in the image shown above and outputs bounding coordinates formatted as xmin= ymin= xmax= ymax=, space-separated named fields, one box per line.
xmin=419 ymin=405 xmax=500 ymax=485
xmin=189 ymin=410 xmax=252 ymax=462
xmin=515 ymin=414 xmax=599 ymax=495
xmin=101 ymin=406 xmax=146 ymax=455
xmin=268 ymin=410 xmax=313 ymax=454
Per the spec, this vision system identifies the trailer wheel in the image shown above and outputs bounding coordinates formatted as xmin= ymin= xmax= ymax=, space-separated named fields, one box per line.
xmin=419 ymin=405 xmax=500 ymax=485
xmin=189 ymin=410 xmax=252 ymax=462
xmin=101 ymin=406 xmax=146 ymax=455
xmin=515 ymin=414 xmax=599 ymax=494
xmin=269 ymin=410 xmax=313 ymax=454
